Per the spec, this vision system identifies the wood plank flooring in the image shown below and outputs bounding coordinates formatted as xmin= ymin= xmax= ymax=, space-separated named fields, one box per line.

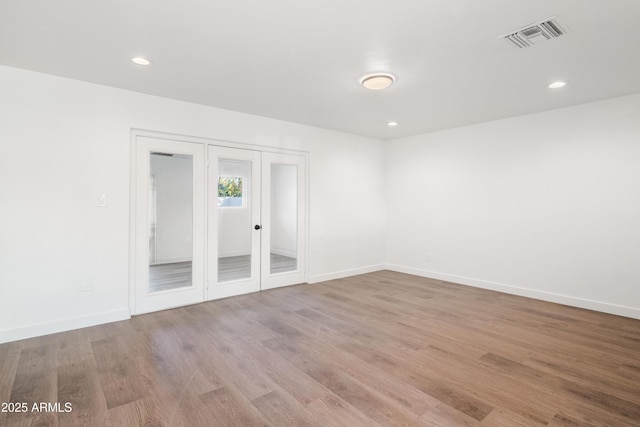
xmin=1 ymin=270 xmax=640 ymax=426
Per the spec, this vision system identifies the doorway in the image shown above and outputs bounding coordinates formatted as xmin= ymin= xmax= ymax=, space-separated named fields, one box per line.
xmin=131 ymin=134 xmax=307 ymax=314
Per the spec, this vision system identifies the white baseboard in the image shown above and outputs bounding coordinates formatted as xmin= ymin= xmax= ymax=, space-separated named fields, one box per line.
xmin=385 ymin=264 xmax=640 ymax=320
xmin=308 ymin=264 xmax=386 ymax=284
xmin=0 ymin=309 xmax=131 ymax=344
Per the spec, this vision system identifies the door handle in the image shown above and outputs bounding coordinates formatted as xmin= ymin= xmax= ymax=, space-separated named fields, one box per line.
xmin=254 ymin=225 xmax=262 ymax=230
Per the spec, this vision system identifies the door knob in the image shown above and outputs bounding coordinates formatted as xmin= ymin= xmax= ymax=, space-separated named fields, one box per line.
xmin=254 ymin=225 xmax=261 ymax=230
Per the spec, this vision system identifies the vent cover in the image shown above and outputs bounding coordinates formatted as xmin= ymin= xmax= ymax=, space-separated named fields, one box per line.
xmin=501 ymin=16 xmax=566 ymax=48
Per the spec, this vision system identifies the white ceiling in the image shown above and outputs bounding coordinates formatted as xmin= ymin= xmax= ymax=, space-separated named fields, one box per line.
xmin=1 ymin=0 xmax=639 ymax=139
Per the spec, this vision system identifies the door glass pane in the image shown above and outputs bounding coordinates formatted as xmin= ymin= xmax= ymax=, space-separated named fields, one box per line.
xmin=218 ymin=159 xmax=252 ymax=282
xmin=270 ymin=164 xmax=298 ymax=274
xmin=148 ymin=153 xmax=193 ymax=292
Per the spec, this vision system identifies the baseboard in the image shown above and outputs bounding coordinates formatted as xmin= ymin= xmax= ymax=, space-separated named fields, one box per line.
xmin=385 ymin=264 xmax=640 ymax=320
xmin=0 ymin=309 xmax=131 ymax=344
xmin=308 ymin=264 xmax=386 ymax=284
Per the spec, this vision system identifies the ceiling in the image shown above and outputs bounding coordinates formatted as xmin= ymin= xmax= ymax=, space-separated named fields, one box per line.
xmin=1 ymin=0 xmax=639 ymax=139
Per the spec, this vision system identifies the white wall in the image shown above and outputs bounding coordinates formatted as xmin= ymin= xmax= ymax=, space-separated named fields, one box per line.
xmin=270 ymin=164 xmax=298 ymax=257
xmin=386 ymin=94 xmax=640 ymax=319
xmin=0 ymin=66 xmax=387 ymax=343
xmin=151 ymin=154 xmax=193 ymax=264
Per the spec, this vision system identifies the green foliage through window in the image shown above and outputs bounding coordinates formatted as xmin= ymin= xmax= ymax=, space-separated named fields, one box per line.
xmin=218 ymin=177 xmax=243 ymax=197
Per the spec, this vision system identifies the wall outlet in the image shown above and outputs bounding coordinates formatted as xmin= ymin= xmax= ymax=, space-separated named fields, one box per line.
xmin=424 ymin=253 xmax=432 ymax=262
xmin=97 ymin=194 xmax=108 ymax=207
xmin=77 ymin=285 xmax=93 ymax=292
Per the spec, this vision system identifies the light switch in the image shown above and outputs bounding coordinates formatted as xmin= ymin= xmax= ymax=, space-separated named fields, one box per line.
xmin=98 ymin=194 xmax=108 ymax=207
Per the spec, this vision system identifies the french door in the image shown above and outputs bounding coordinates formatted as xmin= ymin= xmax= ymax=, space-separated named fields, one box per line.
xmin=259 ymin=152 xmax=306 ymax=290
xmin=134 ymin=137 xmax=206 ymax=314
xmin=207 ymin=147 xmax=307 ymax=299
xmin=208 ymin=147 xmax=262 ymax=299
xmin=133 ymin=136 xmax=306 ymax=314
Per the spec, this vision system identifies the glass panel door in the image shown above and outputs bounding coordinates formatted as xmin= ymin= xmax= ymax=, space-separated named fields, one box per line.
xmin=208 ymin=147 xmax=261 ymax=299
xmin=261 ymin=153 xmax=306 ymax=290
xmin=134 ymin=137 xmax=205 ymax=314
xmin=134 ymin=135 xmax=307 ymax=309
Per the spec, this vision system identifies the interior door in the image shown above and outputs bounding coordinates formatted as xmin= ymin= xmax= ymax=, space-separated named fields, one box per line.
xmin=261 ymin=152 xmax=306 ymax=290
xmin=208 ymin=146 xmax=262 ymax=299
xmin=134 ymin=137 xmax=205 ymax=314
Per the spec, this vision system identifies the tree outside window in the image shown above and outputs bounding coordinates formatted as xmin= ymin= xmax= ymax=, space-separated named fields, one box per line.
xmin=218 ymin=176 xmax=244 ymax=207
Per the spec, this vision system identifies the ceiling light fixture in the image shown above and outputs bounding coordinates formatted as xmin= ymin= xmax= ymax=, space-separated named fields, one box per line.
xmin=360 ymin=73 xmax=395 ymax=90
xmin=548 ymin=81 xmax=566 ymax=89
xmin=131 ymin=57 xmax=151 ymax=66
xmin=387 ymin=121 xmax=399 ymax=127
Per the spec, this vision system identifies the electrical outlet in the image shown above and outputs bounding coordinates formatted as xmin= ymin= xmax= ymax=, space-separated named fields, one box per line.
xmin=425 ymin=253 xmax=432 ymax=262
xmin=97 ymin=194 xmax=108 ymax=207
xmin=77 ymin=285 xmax=93 ymax=293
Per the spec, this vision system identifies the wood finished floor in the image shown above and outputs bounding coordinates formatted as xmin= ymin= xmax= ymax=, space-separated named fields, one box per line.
xmin=1 ymin=270 xmax=640 ymax=426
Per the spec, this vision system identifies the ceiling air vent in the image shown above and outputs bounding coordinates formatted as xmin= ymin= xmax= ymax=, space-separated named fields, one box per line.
xmin=501 ymin=16 xmax=567 ymax=49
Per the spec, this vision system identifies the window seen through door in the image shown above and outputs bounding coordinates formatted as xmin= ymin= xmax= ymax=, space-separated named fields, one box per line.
xmin=218 ymin=176 xmax=244 ymax=207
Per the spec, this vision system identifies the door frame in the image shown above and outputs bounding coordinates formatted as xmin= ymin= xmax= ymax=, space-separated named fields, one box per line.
xmin=128 ymin=129 xmax=309 ymax=315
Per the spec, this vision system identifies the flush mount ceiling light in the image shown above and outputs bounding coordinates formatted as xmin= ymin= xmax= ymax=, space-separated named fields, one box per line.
xmin=548 ymin=81 xmax=567 ymax=89
xmin=131 ymin=57 xmax=151 ymax=66
xmin=387 ymin=121 xmax=399 ymax=127
xmin=360 ymin=73 xmax=395 ymax=90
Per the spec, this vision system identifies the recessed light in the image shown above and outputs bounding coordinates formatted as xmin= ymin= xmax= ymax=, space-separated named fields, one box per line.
xmin=548 ymin=81 xmax=567 ymax=89
xmin=387 ymin=121 xmax=399 ymax=127
xmin=131 ymin=57 xmax=151 ymax=66
xmin=360 ymin=73 xmax=395 ymax=90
